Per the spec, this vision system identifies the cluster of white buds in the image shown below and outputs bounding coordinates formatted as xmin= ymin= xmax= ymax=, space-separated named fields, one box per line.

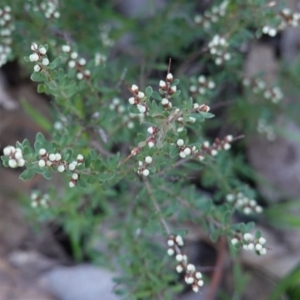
xmin=196 ymin=135 xmax=233 ymax=161
xmin=231 ymin=232 xmax=267 ymax=255
xmin=226 ymin=191 xmax=263 ymax=215
xmin=29 ymin=43 xmax=50 ymax=72
xmin=137 ymin=156 xmax=153 ymax=176
xmin=159 ymin=73 xmax=177 ymax=109
xmin=257 ymin=119 xmax=276 ymax=141
xmin=167 ymin=235 xmax=204 ymax=293
xmin=62 ymin=45 xmax=91 ymax=80
xmin=262 ymin=8 xmax=300 ymax=37
xmin=95 ymin=52 xmax=107 ymax=66
xmin=3 ymin=146 xmax=26 ymax=168
xmin=262 ymin=25 xmax=278 ymax=37
xmin=29 ymin=0 xmax=60 ymax=19
xmin=99 ymin=24 xmax=114 ymax=47
xmin=189 ymin=75 xmax=215 ymax=95
xmin=208 ymin=35 xmax=231 ymax=65
xmin=176 ymin=139 xmax=193 ymax=159
xmin=128 ymin=84 xmax=148 ymax=114
xmin=109 ymin=98 xmax=143 ymax=129
xmin=38 ymin=148 xmax=83 ymax=188
xmin=146 ymin=126 xmax=159 ymax=148
xmin=174 ymin=103 xmax=211 ymax=132
xmin=0 ymin=6 xmax=14 ymax=67
xmin=243 ymin=77 xmax=283 ymax=103
xmin=30 ymin=191 xmax=49 ymax=208
xmin=278 ymin=8 xmax=300 ymax=29
xmin=194 ymin=0 xmax=229 ymax=29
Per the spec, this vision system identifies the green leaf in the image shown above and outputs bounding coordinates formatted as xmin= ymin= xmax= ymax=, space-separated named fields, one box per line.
xmin=21 ymin=99 xmax=51 ymax=132
xmin=200 ymin=112 xmax=215 ymax=119
xmin=171 ymin=90 xmax=181 ymax=98
xmin=30 ymin=71 xmax=46 ymax=82
xmin=145 ymin=86 xmax=153 ymax=98
xmin=49 ymin=56 xmax=62 ymax=69
xmin=37 ymin=84 xmax=46 ymax=93
xmin=42 ymin=169 xmax=52 ymax=180
xmin=19 ymin=169 xmax=36 ymax=181
xmin=152 ymin=91 xmax=162 ymax=101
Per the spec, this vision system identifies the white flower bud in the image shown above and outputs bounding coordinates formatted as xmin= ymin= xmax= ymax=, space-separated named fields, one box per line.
xmin=49 ymin=154 xmax=56 ymax=161
xmin=223 ymin=143 xmax=231 ymax=150
xmin=185 ymin=276 xmax=194 ymax=284
xmin=39 ymin=148 xmax=47 ymax=156
xmin=159 ymin=80 xmax=166 ymax=88
xmin=226 ymin=135 xmax=233 ymax=142
xmin=31 ymin=43 xmax=38 ymax=51
xmin=243 ymin=233 xmax=253 ymax=241
xmin=247 ymin=243 xmax=254 ymax=250
xmin=38 ymin=159 xmax=46 ymax=167
xmin=17 ymin=158 xmax=26 ymax=167
xmin=69 ymin=163 xmax=76 ymax=171
xmin=137 ymin=92 xmax=144 ymax=99
xmin=259 ymin=237 xmax=266 ymax=245
xmin=231 ymin=238 xmax=239 ymax=245
xmin=55 ymin=153 xmax=62 ymax=161
xmin=192 ymin=286 xmax=199 ymax=293
xmin=77 ymin=154 xmax=84 ymax=161
xmin=145 ymin=156 xmax=152 ymax=164
xmin=62 ymin=45 xmax=71 ymax=52
xmin=211 ymin=149 xmax=218 ymax=156
xmin=68 ymin=60 xmax=76 ymax=68
xmin=177 ymin=139 xmax=184 ymax=147
xmin=167 ymin=239 xmax=174 ymax=247
xmin=128 ymin=97 xmax=135 ymax=105
xmin=175 ymin=235 xmax=184 ymax=246
xmin=259 ymin=248 xmax=267 ymax=255
xmin=39 ymin=47 xmax=47 ymax=55
xmin=69 ymin=181 xmax=75 ymax=188
xmin=131 ymin=84 xmax=138 ymax=92
xmin=77 ymin=72 xmax=84 ymax=80
xmin=142 ymin=169 xmax=149 ymax=176
xmin=187 ymin=264 xmax=195 ymax=272
xmin=3 ymin=146 xmax=14 ymax=156
xmin=167 ymin=248 xmax=174 ymax=256
xmin=198 ymin=280 xmax=204 ymax=287
xmin=170 ymin=86 xmax=177 ymax=92
xmin=70 ymin=52 xmax=78 ymax=59
xmin=166 ymin=73 xmax=173 ymax=81
xmin=179 ymin=151 xmax=186 ymax=158
xmin=176 ymin=265 xmax=183 ymax=273
xmin=175 ymin=254 xmax=183 ymax=262
xmin=57 ymin=165 xmax=65 ymax=172
xmin=148 ymin=141 xmax=155 ymax=148
xmin=29 ymin=53 xmax=39 ymax=62
xmin=195 ymin=272 xmax=202 ymax=279
xmin=72 ymin=173 xmax=78 ymax=180
xmin=14 ymin=150 xmax=23 ymax=160
xmin=137 ymin=104 xmax=146 ymax=114
xmin=184 ymin=148 xmax=191 ymax=155
xmin=161 ymin=98 xmax=169 ymax=105
xmin=42 ymin=58 xmax=49 ymax=66
xmin=78 ymin=58 xmax=86 ymax=66
xmin=34 ymin=64 xmax=41 ymax=72
xmin=9 ymin=159 xmax=17 ymax=168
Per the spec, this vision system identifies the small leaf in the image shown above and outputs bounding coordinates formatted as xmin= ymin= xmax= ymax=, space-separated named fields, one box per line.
xmin=19 ymin=169 xmax=36 ymax=181
xmin=30 ymin=71 xmax=46 ymax=82
xmin=200 ymin=112 xmax=215 ymax=119
xmin=42 ymin=169 xmax=52 ymax=180
xmin=152 ymin=91 xmax=162 ymax=101
xmin=145 ymin=86 xmax=153 ymax=98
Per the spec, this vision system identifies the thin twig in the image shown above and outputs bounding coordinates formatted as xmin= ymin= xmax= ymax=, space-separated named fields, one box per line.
xmin=206 ymin=236 xmax=227 ymax=300
xmin=144 ymin=180 xmax=171 ymax=235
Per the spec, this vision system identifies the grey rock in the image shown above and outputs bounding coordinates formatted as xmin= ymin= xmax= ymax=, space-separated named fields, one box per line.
xmin=41 ymin=264 xmax=120 ymax=300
